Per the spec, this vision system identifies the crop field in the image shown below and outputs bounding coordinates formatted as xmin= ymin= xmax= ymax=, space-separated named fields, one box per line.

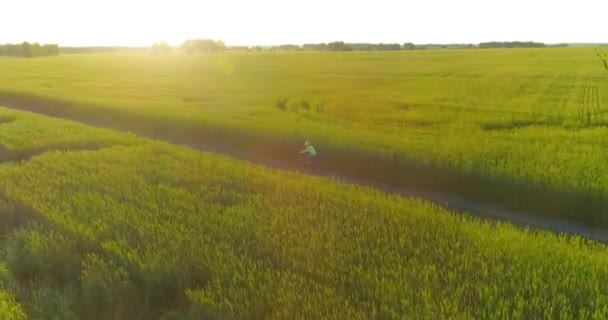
xmin=0 ymin=108 xmax=605 ymax=319
xmin=0 ymin=289 xmax=26 ymax=320
xmin=0 ymin=48 xmax=607 ymax=226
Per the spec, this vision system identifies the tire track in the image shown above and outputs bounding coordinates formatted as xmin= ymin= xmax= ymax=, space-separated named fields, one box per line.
xmin=0 ymin=97 xmax=607 ymax=242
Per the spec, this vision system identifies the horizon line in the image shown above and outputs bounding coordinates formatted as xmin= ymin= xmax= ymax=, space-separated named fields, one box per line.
xmin=54 ymin=41 xmax=608 ymax=49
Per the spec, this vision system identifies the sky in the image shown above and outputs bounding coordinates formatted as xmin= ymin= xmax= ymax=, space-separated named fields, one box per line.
xmin=0 ymin=0 xmax=606 ymax=47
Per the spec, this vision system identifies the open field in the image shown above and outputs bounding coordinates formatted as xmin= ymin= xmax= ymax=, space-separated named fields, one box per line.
xmin=0 ymin=48 xmax=607 ymax=227
xmin=0 ymin=108 xmax=607 ymax=319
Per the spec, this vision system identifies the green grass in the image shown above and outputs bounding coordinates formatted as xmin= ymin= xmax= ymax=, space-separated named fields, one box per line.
xmin=0 ymin=108 xmax=607 ymax=319
xmin=0 ymin=48 xmax=606 ymax=201
xmin=0 ymin=113 xmax=137 ymax=155
xmin=0 ymin=290 xmax=27 ymax=320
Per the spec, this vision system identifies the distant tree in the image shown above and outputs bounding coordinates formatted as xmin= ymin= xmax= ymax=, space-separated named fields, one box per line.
xmin=478 ymin=41 xmax=546 ymax=49
xmin=214 ymin=40 xmax=226 ymax=52
xmin=349 ymin=43 xmax=373 ymax=51
xmin=377 ymin=43 xmax=401 ymax=51
xmin=227 ymin=46 xmax=252 ymax=52
xmin=327 ymin=41 xmax=353 ymax=51
xmin=402 ymin=42 xmax=416 ymax=50
xmin=180 ymin=39 xmax=195 ymax=54
xmin=199 ymin=39 xmax=225 ymax=53
xmin=348 ymin=43 xmax=400 ymax=51
xmin=195 ymin=39 xmax=207 ymax=52
xmin=43 ymin=44 xmax=59 ymax=56
xmin=30 ymin=43 xmax=42 ymax=57
xmin=0 ymin=42 xmax=59 ymax=57
xmin=275 ymin=44 xmax=300 ymax=51
xmin=181 ymin=39 xmax=225 ymax=54
xmin=151 ymin=41 xmax=171 ymax=55
xmin=415 ymin=44 xmax=445 ymax=50
xmin=21 ymin=42 xmax=32 ymax=58
xmin=303 ymin=43 xmax=327 ymax=51
xmin=10 ymin=44 xmax=20 ymax=56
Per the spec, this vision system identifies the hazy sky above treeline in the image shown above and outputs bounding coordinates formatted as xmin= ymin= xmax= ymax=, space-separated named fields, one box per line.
xmin=0 ymin=0 xmax=605 ymax=46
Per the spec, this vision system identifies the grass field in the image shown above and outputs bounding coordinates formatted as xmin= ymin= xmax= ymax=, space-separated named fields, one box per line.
xmin=0 ymin=48 xmax=607 ymax=226
xmin=0 ymin=290 xmax=27 ymax=320
xmin=1 ymin=49 xmax=608 ymax=319
xmin=0 ymin=108 xmax=607 ymax=319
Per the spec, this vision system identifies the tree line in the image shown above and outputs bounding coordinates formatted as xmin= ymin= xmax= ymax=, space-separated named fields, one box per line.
xmin=180 ymin=39 xmax=226 ymax=54
xmin=60 ymin=46 xmax=149 ymax=54
xmin=478 ymin=41 xmax=546 ymax=49
xmin=149 ymin=39 xmax=227 ymax=55
xmin=65 ymin=39 xmax=558 ymax=56
xmin=0 ymin=42 xmax=59 ymax=57
xmin=300 ymin=42 xmax=404 ymax=51
xmin=270 ymin=42 xmax=476 ymax=51
xmin=253 ymin=41 xmax=554 ymax=52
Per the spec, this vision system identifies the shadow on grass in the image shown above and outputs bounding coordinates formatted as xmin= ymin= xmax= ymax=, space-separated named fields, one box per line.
xmin=482 ymin=120 xmax=549 ymax=131
xmin=0 ymin=190 xmax=211 ymax=319
xmin=1 ymin=91 xmax=608 ymax=238
xmin=0 ymin=115 xmax=17 ymax=126
xmin=483 ymin=119 xmax=608 ymax=131
xmin=0 ymin=142 xmax=123 ymax=164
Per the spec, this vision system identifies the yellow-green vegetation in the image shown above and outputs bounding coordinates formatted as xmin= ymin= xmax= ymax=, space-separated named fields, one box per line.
xmin=0 ymin=48 xmax=607 ymax=222
xmin=0 ymin=290 xmax=27 ymax=320
xmin=0 ymin=112 xmax=137 ymax=161
xmin=0 ymin=108 xmax=607 ymax=319
xmin=0 ymin=48 xmax=608 ymax=188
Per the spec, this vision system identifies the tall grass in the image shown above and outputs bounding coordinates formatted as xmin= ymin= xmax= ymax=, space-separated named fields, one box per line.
xmin=0 ymin=48 xmax=606 ymax=204
xmin=0 ymin=109 xmax=606 ymax=318
xmin=0 ymin=290 xmax=27 ymax=320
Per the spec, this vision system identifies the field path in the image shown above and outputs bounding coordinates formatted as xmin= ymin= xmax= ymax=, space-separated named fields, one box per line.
xmin=0 ymin=96 xmax=607 ymax=242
